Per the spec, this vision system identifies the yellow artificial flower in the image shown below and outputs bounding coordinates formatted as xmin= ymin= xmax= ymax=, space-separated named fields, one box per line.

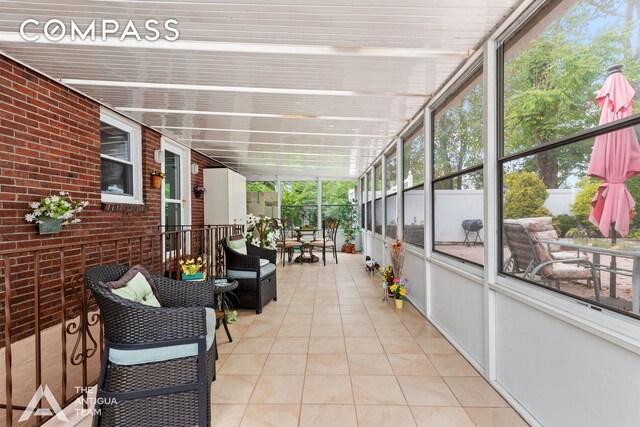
xmin=399 ymin=288 xmax=407 ymax=296
xmin=389 ymin=284 xmax=398 ymax=292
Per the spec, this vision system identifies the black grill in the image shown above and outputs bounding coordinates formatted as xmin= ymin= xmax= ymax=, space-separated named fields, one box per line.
xmin=462 ymin=219 xmax=483 ymax=232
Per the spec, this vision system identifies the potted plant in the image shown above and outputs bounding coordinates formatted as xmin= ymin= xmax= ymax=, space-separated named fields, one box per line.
xmin=379 ymin=265 xmax=395 ymax=301
xmin=179 ymin=256 xmax=206 ymax=280
xmin=24 ymin=192 xmax=89 ymax=235
xmin=389 ymin=276 xmax=409 ymax=309
xmin=245 ymin=214 xmax=278 ymax=249
xmin=337 ymin=199 xmax=361 ymax=253
xmin=151 ymin=171 xmax=166 ymax=189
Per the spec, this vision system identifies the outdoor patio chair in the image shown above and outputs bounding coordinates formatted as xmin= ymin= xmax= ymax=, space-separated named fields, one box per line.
xmin=511 ymin=217 xmax=587 ymax=261
xmin=503 ymin=221 xmax=600 ymax=301
xmin=310 ymin=218 xmax=339 ymax=266
xmin=85 ymin=265 xmax=216 ymax=427
xmin=221 ymin=234 xmax=277 ymax=314
xmin=276 ymin=219 xmax=302 ymax=266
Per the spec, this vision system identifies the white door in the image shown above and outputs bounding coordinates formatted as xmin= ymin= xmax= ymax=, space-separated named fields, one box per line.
xmin=161 ymin=137 xmax=191 ymax=252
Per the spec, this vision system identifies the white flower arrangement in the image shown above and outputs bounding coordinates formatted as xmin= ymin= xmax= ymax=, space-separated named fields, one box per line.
xmin=245 ymin=213 xmax=279 ymax=250
xmin=24 ymin=191 xmax=89 ymax=225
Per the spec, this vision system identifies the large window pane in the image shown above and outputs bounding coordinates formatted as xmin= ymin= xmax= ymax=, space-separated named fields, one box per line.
xmin=164 ymin=150 xmax=180 ymax=200
xmin=374 ymin=198 xmax=382 ymax=234
xmin=100 ymin=121 xmax=130 ymax=161
xmin=403 ymin=186 xmax=424 ymax=247
xmin=386 ymin=148 xmax=397 ymax=194
xmin=281 ymin=181 xmax=317 ymax=227
xmin=386 ymin=194 xmax=397 ymax=239
xmin=374 ymin=161 xmax=382 ymax=200
xmin=360 ymin=177 xmax=365 ymax=229
xmin=500 ymin=123 xmax=640 ymax=318
xmin=433 ymin=77 xmax=483 ymax=178
xmin=403 ymin=130 xmax=425 ymax=189
xmin=100 ymin=158 xmax=133 ymax=195
xmin=247 ymin=181 xmax=277 ymax=218
xmin=322 ymin=179 xmax=357 ymax=219
xmin=434 ymin=170 xmax=484 ymax=265
xmin=367 ymin=201 xmax=372 ymax=231
xmin=503 ymin=0 xmax=640 ymax=158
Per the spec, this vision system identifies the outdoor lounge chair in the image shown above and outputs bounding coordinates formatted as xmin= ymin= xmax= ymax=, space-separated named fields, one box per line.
xmin=85 ymin=265 xmax=216 ymax=427
xmin=510 ymin=217 xmax=587 ymax=261
xmin=309 ymin=218 xmax=339 ymax=266
xmin=503 ymin=221 xmax=600 ymax=301
xmin=221 ymin=235 xmax=277 ymax=314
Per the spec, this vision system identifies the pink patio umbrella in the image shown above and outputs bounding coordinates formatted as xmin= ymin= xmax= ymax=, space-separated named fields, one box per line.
xmin=588 ymin=65 xmax=640 ymax=241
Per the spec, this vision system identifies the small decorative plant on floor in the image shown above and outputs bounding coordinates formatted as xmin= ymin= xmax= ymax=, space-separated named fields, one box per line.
xmin=384 ymin=239 xmax=406 ymax=304
xmin=245 ymin=214 xmax=278 ymax=249
xmin=337 ymin=199 xmax=361 ymax=253
xmin=389 ymin=276 xmax=409 ymax=309
xmin=25 ymin=192 xmax=89 ymax=234
xmin=179 ymin=256 xmax=206 ymax=280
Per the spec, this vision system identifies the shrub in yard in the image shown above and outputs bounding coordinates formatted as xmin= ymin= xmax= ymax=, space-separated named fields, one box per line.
xmin=571 ymin=177 xmax=601 ymax=225
xmin=554 ymin=214 xmax=578 ymax=237
xmin=504 ymin=172 xmax=552 ymax=219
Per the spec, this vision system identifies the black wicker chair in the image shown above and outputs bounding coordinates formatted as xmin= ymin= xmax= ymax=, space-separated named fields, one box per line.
xmin=221 ymin=236 xmax=277 ymax=314
xmin=85 ymin=265 xmax=217 ymax=427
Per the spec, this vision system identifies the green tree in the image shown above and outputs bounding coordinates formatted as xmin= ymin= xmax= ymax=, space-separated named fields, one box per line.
xmin=503 ymin=0 xmax=638 ymax=188
xmin=404 ymin=134 xmax=425 ymax=187
xmin=504 ymin=172 xmax=552 ymax=219
xmin=433 ymin=83 xmax=484 ymax=188
xmin=246 ymin=181 xmax=276 ymax=192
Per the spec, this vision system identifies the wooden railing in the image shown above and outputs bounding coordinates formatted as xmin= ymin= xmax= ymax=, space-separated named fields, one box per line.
xmin=0 ymin=224 xmax=243 ymax=426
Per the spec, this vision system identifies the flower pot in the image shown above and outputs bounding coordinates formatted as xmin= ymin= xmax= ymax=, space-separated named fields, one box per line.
xmin=38 ymin=217 xmax=62 ymax=235
xmin=151 ymin=175 xmax=163 ymax=189
xmin=394 ymin=298 xmax=404 ymax=309
xmin=343 ymin=243 xmax=355 ymax=253
xmin=181 ymin=271 xmax=204 ymax=281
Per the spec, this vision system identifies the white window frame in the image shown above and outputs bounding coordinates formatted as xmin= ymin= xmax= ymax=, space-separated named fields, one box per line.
xmin=100 ymin=108 xmax=143 ymax=205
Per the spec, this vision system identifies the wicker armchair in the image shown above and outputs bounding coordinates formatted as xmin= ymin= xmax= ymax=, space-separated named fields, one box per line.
xmin=221 ymin=237 xmax=277 ymax=314
xmin=85 ymin=265 xmax=216 ymax=427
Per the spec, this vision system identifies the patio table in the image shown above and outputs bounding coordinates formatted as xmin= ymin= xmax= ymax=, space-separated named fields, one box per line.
xmin=539 ymin=238 xmax=640 ymax=314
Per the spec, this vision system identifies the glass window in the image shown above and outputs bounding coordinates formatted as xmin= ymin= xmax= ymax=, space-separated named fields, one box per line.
xmin=433 ymin=75 xmax=484 ymax=178
xmin=403 ymin=131 xmax=424 ymax=189
xmin=432 ymin=68 xmax=485 ymax=263
xmin=281 ymin=181 xmax=317 ymax=228
xmin=322 ymin=180 xmax=357 ymax=219
xmin=374 ymin=162 xmax=382 ymax=234
xmin=367 ymin=171 xmax=374 ymax=231
xmin=100 ymin=109 xmax=141 ymax=204
xmin=385 ymin=148 xmax=398 ymax=239
xmin=503 ymin=0 xmax=640 ymax=158
xmin=499 ymin=0 xmax=640 ymax=319
xmin=402 ymin=129 xmax=425 ymax=247
xmin=246 ymin=181 xmax=277 ymax=218
xmin=434 ymin=170 xmax=484 ymax=265
xmin=360 ymin=176 xmax=366 ymax=229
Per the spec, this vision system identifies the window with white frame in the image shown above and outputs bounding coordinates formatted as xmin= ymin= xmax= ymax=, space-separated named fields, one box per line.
xmin=367 ymin=170 xmax=373 ymax=232
xmin=432 ymin=69 xmax=484 ymax=265
xmin=385 ymin=147 xmax=398 ymax=239
xmin=100 ymin=109 xmax=142 ymax=204
xmin=402 ymin=128 xmax=425 ymax=247
xmin=499 ymin=0 xmax=640 ymax=319
xmin=374 ymin=161 xmax=383 ymax=235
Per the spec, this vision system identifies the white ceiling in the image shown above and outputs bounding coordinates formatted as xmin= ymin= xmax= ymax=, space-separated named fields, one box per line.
xmin=0 ymin=0 xmax=519 ymax=179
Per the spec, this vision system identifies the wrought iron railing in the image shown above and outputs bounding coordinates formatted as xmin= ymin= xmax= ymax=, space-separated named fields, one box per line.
xmin=0 ymin=224 xmax=243 ymax=426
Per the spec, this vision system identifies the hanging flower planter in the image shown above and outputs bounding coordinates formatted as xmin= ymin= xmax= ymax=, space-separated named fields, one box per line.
xmin=38 ymin=217 xmax=63 ymax=235
xmin=24 ymin=192 xmax=89 ymax=236
xmin=151 ymin=171 xmax=165 ymax=189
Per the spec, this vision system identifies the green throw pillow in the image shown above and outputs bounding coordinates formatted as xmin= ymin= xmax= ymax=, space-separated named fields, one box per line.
xmin=111 ymin=272 xmax=161 ymax=307
xmin=226 ymin=235 xmax=247 ymax=255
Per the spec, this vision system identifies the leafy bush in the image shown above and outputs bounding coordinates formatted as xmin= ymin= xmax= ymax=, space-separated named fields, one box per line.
xmin=554 ymin=214 xmax=578 ymax=237
xmin=571 ymin=177 xmax=600 ymax=225
xmin=503 ymin=172 xmax=552 ymax=219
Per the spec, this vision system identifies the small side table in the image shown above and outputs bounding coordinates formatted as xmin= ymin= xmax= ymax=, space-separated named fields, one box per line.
xmin=211 ymin=278 xmax=239 ymax=342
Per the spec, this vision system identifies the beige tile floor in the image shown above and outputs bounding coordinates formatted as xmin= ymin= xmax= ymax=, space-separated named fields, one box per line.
xmin=211 ymin=253 xmax=529 ymax=427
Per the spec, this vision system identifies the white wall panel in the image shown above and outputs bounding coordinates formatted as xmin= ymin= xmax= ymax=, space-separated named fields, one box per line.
xmin=404 ymin=252 xmax=427 ymax=314
xmin=495 ymin=292 xmax=640 ymax=427
xmin=429 ymin=264 xmax=485 ymax=368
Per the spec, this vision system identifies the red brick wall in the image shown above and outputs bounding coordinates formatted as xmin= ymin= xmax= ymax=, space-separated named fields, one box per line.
xmin=0 ymin=54 xmax=222 ymax=344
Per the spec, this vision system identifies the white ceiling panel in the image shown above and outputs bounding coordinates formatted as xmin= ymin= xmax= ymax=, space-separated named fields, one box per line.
xmin=0 ymin=0 xmax=519 ymax=178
